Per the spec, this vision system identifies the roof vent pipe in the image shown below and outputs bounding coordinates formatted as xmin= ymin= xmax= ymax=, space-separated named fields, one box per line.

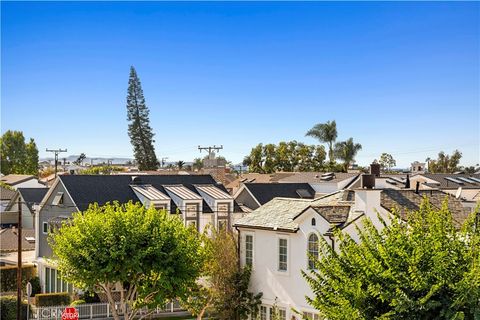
xmin=131 ymin=176 xmax=142 ymax=185
xmin=415 ymin=181 xmax=420 ymax=194
xmin=405 ymin=174 xmax=410 ymax=189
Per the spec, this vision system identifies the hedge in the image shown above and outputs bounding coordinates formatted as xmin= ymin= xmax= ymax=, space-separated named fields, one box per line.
xmin=0 ymin=264 xmax=37 ymax=293
xmin=35 ymin=292 xmax=71 ymax=307
xmin=0 ymin=295 xmax=31 ymax=320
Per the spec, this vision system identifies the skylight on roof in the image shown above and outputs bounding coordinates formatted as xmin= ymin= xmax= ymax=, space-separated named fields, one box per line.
xmin=469 ymin=177 xmax=480 ymax=183
xmin=456 ymin=177 xmax=477 ymax=184
xmin=444 ymin=177 xmax=464 ymax=185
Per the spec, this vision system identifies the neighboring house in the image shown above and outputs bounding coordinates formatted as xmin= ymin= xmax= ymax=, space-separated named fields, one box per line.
xmin=226 ymin=172 xmax=359 ymax=195
xmin=0 ymin=174 xmax=46 ymax=189
xmin=0 ymin=228 xmax=35 ymax=266
xmin=234 ymin=183 xmax=316 ymax=212
xmin=35 ymin=174 xmax=243 ymax=294
xmin=3 ymin=188 xmax=49 ymax=229
xmin=408 ymin=173 xmax=480 ymax=210
xmin=0 ymin=187 xmax=16 ymax=213
xmin=410 ymin=161 xmax=426 ymax=173
xmin=234 ymin=181 xmax=469 ymax=319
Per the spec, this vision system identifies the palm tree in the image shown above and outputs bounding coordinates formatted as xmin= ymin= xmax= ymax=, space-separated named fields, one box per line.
xmin=334 ymin=138 xmax=362 ymax=172
xmin=306 ymin=121 xmax=338 ymax=164
xmin=176 ymin=160 xmax=185 ymax=170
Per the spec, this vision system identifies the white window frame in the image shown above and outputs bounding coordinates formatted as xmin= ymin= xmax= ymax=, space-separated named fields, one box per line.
xmin=43 ymin=222 xmax=49 ymax=234
xmin=52 ymin=192 xmax=64 ymax=206
xmin=260 ymin=305 xmax=267 ymax=320
xmin=244 ymin=232 xmax=254 ymax=267
xmin=277 ymin=235 xmax=289 ymax=273
xmin=307 ymin=232 xmax=319 ymax=270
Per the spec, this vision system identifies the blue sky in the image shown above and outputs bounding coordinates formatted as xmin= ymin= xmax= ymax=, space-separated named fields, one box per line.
xmin=2 ymin=1 xmax=479 ymax=167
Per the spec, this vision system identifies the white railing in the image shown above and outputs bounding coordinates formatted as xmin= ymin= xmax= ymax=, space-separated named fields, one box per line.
xmin=31 ymin=301 xmax=186 ymax=319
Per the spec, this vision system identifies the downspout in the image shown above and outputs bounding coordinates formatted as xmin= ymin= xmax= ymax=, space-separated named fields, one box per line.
xmin=327 ymin=233 xmax=335 ymax=251
xmin=235 ymin=226 xmax=241 ymax=269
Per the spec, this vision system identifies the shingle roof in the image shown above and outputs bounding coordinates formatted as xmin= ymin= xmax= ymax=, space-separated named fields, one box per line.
xmin=278 ymin=172 xmax=359 ymax=184
xmin=58 ymin=175 xmax=242 ymax=213
xmin=243 ymin=183 xmax=316 ymax=205
xmin=0 ymin=228 xmax=35 ymax=252
xmin=18 ymin=188 xmax=49 ymax=212
xmin=419 ymin=174 xmax=480 ymax=189
xmin=234 ymin=190 xmax=353 ymax=231
xmin=0 ymin=175 xmax=35 ymax=186
xmin=380 ymin=189 xmax=469 ymax=226
xmin=0 ymin=187 xmax=16 ymax=201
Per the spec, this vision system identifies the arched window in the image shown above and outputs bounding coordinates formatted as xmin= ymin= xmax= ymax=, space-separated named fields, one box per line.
xmin=311 ymin=218 xmax=316 ymax=226
xmin=308 ymin=233 xmax=319 ymax=269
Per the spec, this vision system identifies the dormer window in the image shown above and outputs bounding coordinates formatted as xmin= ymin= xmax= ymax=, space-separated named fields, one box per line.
xmin=311 ymin=218 xmax=316 ymax=226
xmin=185 ymin=203 xmax=198 ymax=217
xmin=52 ymin=192 xmax=64 ymax=206
xmin=153 ymin=203 xmax=167 ymax=211
xmin=217 ymin=203 xmax=229 ymax=216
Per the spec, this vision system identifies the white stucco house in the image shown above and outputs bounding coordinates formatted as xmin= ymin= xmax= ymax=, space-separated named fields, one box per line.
xmin=234 ymin=179 xmax=470 ymax=320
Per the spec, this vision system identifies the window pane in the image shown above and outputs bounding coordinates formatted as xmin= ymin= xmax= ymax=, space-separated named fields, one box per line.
xmin=308 ymin=234 xmax=319 ymax=270
xmin=278 ymin=308 xmax=286 ymax=320
xmin=260 ymin=306 xmax=267 ymax=320
xmin=45 ymin=267 xmax=50 ymax=293
xmin=50 ymin=268 xmax=56 ymax=293
xmin=278 ymin=238 xmax=288 ymax=271
xmin=56 ymin=270 xmax=61 ymax=293
xmin=245 ymin=235 xmax=253 ymax=266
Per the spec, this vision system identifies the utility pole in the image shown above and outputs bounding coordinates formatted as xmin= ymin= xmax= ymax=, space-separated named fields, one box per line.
xmin=161 ymin=157 xmax=168 ymax=168
xmin=46 ymin=148 xmax=67 ymax=178
xmin=16 ymin=197 xmax=22 ymax=320
xmin=198 ymin=145 xmax=223 ymax=159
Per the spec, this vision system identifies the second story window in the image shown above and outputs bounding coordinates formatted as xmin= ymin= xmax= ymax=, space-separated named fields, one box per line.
xmin=52 ymin=192 xmax=64 ymax=206
xmin=308 ymin=233 xmax=319 ymax=269
xmin=278 ymin=238 xmax=288 ymax=272
xmin=43 ymin=222 xmax=49 ymax=234
xmin=245 ymin=234 xmax=253 ymax=266
xmin=185 ymin=203 xmax=198 ymax=217
xmin=217 ymin=203 xmax=229 ymax=216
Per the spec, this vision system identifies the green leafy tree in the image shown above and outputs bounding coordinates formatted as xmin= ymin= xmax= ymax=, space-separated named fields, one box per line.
xmin=126 ymin=66 xmax=159 ymax=171
xmin=334 ymin=138 xmax=362 ymax=172
xmin=0 ymin=130 xmax=39 ymax=175
xmin=428 ymin=150 xmax=463 ymax=173
xmin=243 ymin=144 xmax=265 ymax=173
xmin=379 ymin=153 xmax=396 ymax=173
xmin=263 ymin=144 xmax=277 ymax=174
xmin=181 ymin=228 xmax=262 ymax=320
xmin=50 ymin=202 xmax=204 ymax=320
xmin=193 ymin=158 xmax=204 ymax=171
xmin=303 ymin=199 xmax=480 ymax=320
xmin=306 ymin=121 xmax=338 ymax=164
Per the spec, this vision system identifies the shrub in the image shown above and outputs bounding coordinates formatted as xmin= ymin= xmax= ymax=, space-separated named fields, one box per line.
xmin=0 ymin=295 xmax=30 ymax=320
xmin=70 ymin=299 xmax=86 ymax=306
xmin=28 ymin=276 xmax=41 ymax=297
xmin=35 ymin=292 xmax=71 ymax=307
xmin=0 ymin=264 xmax=36 ymax=292
xmin=79 ymin=290 xmax=101 ymax=303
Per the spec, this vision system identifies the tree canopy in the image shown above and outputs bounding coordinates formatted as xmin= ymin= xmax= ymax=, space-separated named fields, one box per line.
xmin=181 ymin=228 xmax=262 ymax=320
xmin=50 ymin=202 xmax=204 ymax=320
xmin=427 ymin=150 xmax=462 ymax=173
xmin=126 ymin=66 xmax=159 ymax=171
xmin=334 ymin=138 xmax=362 ymax=172
xmin=379 ymin=153 xmax=397 ymax=172
xmin=0 ymin=130 xmax=39 ymax=175
xmin=303 ymin=199 xmax=480 ymax=320
xmin=242 ymin=141 xmax=326 ymax=173
xmin=306 ymin=120 xmax=338 ymax=164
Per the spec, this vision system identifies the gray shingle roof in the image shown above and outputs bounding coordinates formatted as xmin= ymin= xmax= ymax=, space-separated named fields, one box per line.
xmin=234 ymin=190 xmax=353 ymax=231
xmin=243 ymin=183 xmax=316 ymax=205
xmin=420 ymin=173 xmax=480 ymax=189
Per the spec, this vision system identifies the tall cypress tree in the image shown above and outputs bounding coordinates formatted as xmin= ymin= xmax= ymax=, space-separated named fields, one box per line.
xmin=126 ymin=66 xmax=159 ymax=170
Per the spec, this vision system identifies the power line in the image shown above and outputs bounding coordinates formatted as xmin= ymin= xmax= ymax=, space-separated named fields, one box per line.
xmin=45 ymin=148 xmax=67 ymax=178
xmin=198 ymin=145 xmax=223 ymax=159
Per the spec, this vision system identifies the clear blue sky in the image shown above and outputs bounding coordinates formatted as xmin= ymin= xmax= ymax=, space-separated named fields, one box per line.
xmin=2 ymin=1 xmax=479 ymax=167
